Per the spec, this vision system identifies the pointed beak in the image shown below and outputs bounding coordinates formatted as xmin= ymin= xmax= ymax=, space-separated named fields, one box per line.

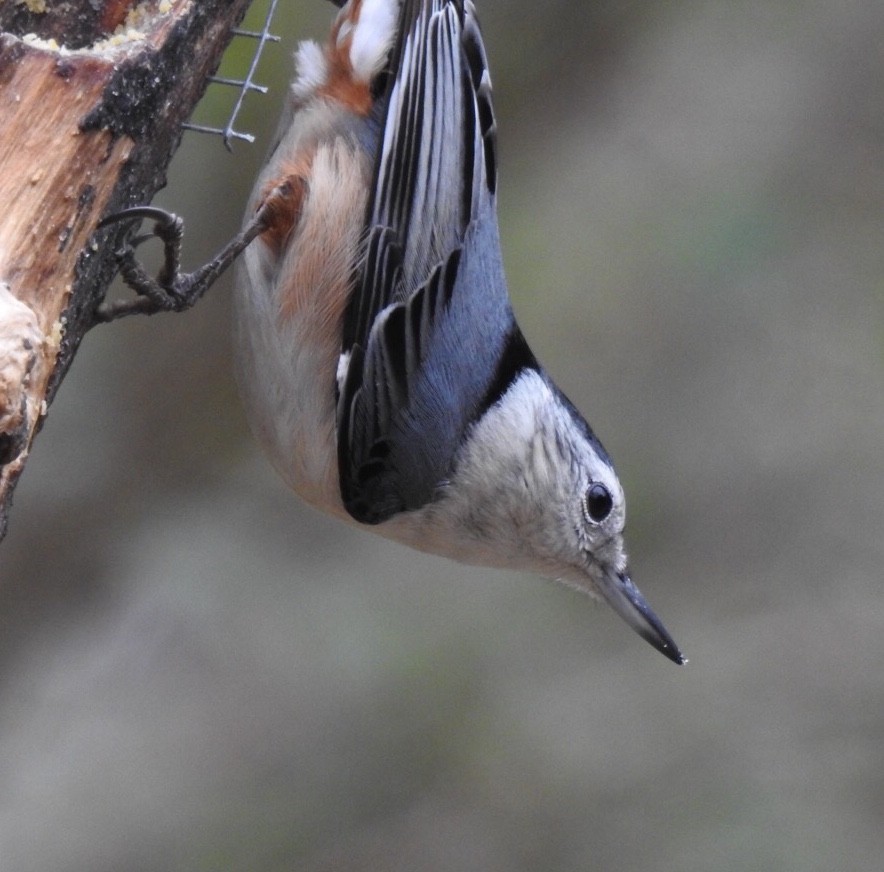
xmin=596 ymin=568 xmax=686 ymax=665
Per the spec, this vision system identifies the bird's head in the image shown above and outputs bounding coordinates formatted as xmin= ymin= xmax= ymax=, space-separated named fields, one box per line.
xmin=443 ymin=368 xmax=685 ymax=664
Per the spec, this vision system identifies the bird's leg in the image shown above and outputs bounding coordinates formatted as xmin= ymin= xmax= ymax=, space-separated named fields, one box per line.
xmin=94 ymin=203 xmax=271 ymax=323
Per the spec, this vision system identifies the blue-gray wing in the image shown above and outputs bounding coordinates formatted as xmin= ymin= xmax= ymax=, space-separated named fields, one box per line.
xmin=337 ymin=0 xmax=535 ymax=524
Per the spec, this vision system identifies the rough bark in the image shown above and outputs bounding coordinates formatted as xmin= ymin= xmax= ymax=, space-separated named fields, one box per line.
xmin=0 ymin=0 xmax=255 ymax=541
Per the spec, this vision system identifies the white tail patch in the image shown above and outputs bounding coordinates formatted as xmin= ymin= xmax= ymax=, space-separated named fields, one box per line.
xmin=292 ymin=40 xmax=329 ymax=102
xmin=292 ymin=0 xmax=400 ymax=104
xmin=346 ymin=0 xmax=400 ymax=83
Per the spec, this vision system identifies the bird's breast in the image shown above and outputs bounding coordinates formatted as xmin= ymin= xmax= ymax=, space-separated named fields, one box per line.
xmin=234 ymin=118 xmax=372 ymax=518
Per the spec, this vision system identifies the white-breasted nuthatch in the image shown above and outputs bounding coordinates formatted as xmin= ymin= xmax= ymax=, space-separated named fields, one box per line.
xmin=99 ymin=0 xmax=684 ymax=664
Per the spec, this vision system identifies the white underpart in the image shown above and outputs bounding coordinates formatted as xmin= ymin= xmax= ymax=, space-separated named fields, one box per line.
xmin=347 ymin=0 xmax=400 ymax=82
xmin=291 ymin=40 xmax=328 ymax=102
xmin=235 ymin=117 xmax=371 ymax=516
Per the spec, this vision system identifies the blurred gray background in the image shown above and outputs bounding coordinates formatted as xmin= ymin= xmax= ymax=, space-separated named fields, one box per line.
xmin=2 ymin=0 xmax=883 ymax=869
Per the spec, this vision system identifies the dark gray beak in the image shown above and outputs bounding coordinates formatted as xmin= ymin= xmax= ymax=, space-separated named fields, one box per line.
xmin=597 ymin=569 xmax=686 ymax=665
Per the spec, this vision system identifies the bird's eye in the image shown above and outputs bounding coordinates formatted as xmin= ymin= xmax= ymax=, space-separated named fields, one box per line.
xmin=583 ymin=483 xmax=613 ymax=524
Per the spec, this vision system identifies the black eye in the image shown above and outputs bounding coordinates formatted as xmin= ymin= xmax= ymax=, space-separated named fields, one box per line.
xmin=584 ymin=483 xmax=613 ymax=524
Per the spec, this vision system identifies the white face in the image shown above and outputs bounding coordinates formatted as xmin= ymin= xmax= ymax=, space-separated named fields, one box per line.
xmin=566 ymin=451 xmax=629 ymax=591
xmin=493 ymin=376 xmax=682 ymax=663
xmin=420 ymin=369 xmax=627 ymax=583
xmin=381 ymin=368 xmax=684 ymax=663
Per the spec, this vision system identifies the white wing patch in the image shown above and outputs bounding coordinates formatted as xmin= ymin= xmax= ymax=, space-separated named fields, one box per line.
xmin=336 ymin=350 xmax=352 ymax=393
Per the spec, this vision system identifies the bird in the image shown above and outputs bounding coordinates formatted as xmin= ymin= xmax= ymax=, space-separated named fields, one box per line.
xmin=100 ymin=0 xmax=685 ymax=664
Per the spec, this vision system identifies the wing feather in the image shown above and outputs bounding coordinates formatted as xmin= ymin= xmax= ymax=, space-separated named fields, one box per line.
xmin=338 ymin=0 xmax=526 ymax=524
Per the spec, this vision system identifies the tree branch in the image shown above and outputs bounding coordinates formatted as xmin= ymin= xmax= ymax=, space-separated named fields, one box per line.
xmin=0 ymin=0 xmax=256 ymax=541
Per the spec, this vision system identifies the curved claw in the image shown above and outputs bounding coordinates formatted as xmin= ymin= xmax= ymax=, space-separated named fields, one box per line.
xmin=95 ymin=206 xmax=187 ymax=321
xmin=95 ymin=202 xmax=267 ymax=323
xmin=98 ymin=206 xmax=182 ymax=231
